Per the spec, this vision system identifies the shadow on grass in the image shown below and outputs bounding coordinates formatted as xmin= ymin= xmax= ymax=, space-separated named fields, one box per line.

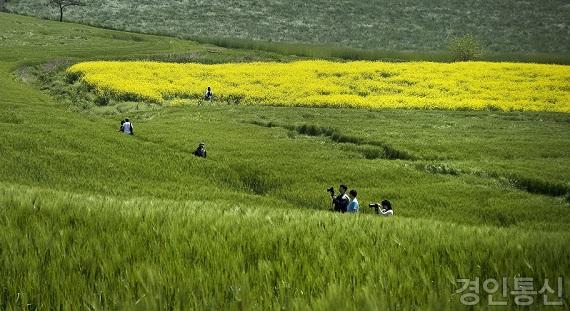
xmin=249 ymin=120 xmax=570 ymax=200
xmin=415 ymin=162 xmax=569 ymax=200
xmin=248 ymin=120 xmax=416 ymax=161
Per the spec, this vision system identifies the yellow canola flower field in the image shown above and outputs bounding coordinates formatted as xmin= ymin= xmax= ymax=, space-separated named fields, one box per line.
xmin=68 ymin=60 xmax=570 ymax=112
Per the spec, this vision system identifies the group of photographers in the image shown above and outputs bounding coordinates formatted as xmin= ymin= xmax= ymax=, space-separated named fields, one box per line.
xmin=329 ymin=184 xmax=393 ymax=216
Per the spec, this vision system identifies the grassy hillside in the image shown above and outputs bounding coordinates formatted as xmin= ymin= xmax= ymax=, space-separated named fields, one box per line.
xmin=3 ymin=184 xmax=569 ymax=309
xmin=7 ymin=0 xmax=570 ymax=55
xmin=0 ymin=13 xmax=569 ymax=309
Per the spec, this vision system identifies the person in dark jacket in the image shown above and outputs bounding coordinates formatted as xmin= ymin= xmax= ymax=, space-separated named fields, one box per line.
xmin=332 ymin=184 xmax=350 ymax=213
xmin=204 ymin=87 xmax=213 ymax=101
xmin=193 ymin=142 xmax=207 ymax=158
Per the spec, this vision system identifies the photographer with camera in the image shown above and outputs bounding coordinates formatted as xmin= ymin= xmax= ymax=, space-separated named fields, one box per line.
xmin=328 ymin=184 xmax=350 ymax=213
xmin=368 ymin=200 xmax=394 ymax=216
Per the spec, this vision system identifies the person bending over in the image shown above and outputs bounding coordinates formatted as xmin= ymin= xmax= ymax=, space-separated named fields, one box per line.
xmin=193 ymin=142 xmax=207 ymax=158
xmin=346 ymin=190 xmax=359 ymax=213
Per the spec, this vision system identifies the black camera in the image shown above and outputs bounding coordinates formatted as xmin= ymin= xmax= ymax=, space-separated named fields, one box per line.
xmin=326 ymin=187 xmax=335 ymax=197
xmin=368 ymin=203 xmax=380 ymax=213
xmin=368 ymin=200 xmax=392 ymax=214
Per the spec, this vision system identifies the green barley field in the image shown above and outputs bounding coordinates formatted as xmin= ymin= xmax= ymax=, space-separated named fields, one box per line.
xmin=0 ymin=13 xmax=569 ymax=309
xmin=6 ymin=0 xmax=570 ymax=62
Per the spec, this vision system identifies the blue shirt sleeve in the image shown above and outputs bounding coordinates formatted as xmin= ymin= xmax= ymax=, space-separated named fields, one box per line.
xmin=347 ymin=201 xmax=359 ymax=213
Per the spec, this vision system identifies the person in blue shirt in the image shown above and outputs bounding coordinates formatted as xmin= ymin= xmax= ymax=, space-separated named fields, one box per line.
xmin=346 ymin=189 xmax=359 ymax=213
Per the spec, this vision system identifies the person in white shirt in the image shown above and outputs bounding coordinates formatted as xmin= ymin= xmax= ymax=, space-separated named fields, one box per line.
xmin=374 ymin=200 xmax=393 ymax=216
xmin=122 ymin=118 xmax=134 ymax=135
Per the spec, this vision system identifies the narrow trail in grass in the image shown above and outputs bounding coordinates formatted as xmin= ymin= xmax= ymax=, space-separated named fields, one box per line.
xmin=247 ymin=119 xmax=570 ymax=200
xmin=247 ymin=120 xmax=417 ymax=160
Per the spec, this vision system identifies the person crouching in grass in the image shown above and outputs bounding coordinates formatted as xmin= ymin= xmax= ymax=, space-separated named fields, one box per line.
xmin=369 ymin=200 xmax=393 ymax=216
xmin=121 ymin=118 xmax=134 ymax=135
xmin=204 ymin=86 xmax=213 ymax=101
xmin=193 ymin=142 xmax=207 ymax=158
xmin=346 ymin=189 xmax=359 ymax=213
